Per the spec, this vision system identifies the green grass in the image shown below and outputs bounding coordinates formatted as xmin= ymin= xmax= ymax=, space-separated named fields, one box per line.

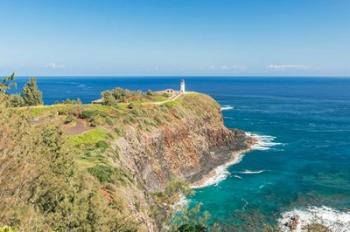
xmin=68 ymin=128 xmax=109 ymax=146
xmin=24 ymin=104 xmax=67 ymax=117
xmin=84 ymin=104 xmax=115 ymax=113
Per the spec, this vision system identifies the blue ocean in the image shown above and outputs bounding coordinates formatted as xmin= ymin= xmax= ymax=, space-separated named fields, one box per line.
xmin=14 ymin=77 xmax=350 ymax=228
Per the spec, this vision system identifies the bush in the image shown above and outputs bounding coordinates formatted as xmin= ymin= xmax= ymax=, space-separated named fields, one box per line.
xmin=64 ymin=114 xmax=75 ymax=124
xmin=0 ymin=226 xmax=17 ymax=232
xmin=114 ymin=127 xmax=124 ymax=136
xmin=9 ymin=95 xmax=24 ymax=107
xmin=96 ymin=140 xmax=108 ymax=151
xmin=81 ymin=110 xmax=97 ymax=119
xmin=21 ymin=78 xmax=43 ymax=106
xmin=128 ymin=103 xmax=135 ymax=109
xmin=87 ymin=164 xmax=114 ymax=183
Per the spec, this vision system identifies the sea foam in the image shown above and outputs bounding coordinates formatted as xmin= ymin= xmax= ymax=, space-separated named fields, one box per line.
xmin=278 ymin=206 xmax=350 ymax=232
xmin=221 ymin=105 xmax=234 ymax=111
xmin=239 ymin=169 xmax=266 ymax=174
xmin=246 ymin=133 xmax=282 ymax=151
xmin=191 ymin=132 xmax=280 ymax=189
xmin=191 ymin=153 xmax=244 ymax=189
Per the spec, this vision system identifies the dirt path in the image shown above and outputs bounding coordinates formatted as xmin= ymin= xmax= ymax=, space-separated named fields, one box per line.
xmin=64 ymin=119 xmax=90 ymax=135
xmin=145 ymin=92 xmax=185 ymax=106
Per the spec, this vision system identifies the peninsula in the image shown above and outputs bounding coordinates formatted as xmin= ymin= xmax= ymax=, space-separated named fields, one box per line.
xmin=0 ymin=78 xmax=256 ymax=231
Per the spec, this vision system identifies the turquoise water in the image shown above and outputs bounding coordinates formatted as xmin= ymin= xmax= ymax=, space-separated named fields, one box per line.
xmin=14 ymin=76 xmax=350 ymax=227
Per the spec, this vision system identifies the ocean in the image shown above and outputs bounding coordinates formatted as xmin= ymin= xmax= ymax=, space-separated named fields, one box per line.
xmin=13 ymin=76 xmax=350 ymax=229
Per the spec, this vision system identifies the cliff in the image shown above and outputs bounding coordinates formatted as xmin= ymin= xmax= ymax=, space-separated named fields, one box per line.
xmin=16 ymin=92 xmax=254 ymax=231
xmin=115 ymin=93 xmax=253 ymax=191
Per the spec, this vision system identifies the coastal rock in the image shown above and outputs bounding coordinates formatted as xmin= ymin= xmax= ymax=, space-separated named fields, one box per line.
xmin=114 ymin=94 xmax=255 ymax=192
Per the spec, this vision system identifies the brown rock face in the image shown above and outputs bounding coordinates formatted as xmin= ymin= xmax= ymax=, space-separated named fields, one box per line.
xmin=115 ymin=94 xmax=254 ymax=191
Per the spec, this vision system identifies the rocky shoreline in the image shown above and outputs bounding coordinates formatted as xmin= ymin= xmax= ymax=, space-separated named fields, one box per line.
xmin=187 ymin=131 xmax=258 ymax=189
xmin=190 ymin=141 xmax=256 ymax=189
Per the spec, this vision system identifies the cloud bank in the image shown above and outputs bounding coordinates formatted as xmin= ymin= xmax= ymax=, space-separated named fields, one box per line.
xmin=267 ymin=64 xmax=308 ymax=70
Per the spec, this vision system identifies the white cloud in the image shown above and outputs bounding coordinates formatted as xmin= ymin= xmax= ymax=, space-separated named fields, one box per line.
xmin=209 ymin=65 xmax=246 ymax=71
xmin=267 ymin=64 xmax=308 ymax=70
xmin=46 ymin=62 xmax=65 ymax=69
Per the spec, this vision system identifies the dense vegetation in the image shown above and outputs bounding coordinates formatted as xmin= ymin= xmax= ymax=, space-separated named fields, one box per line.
xmin=1 ymin=73 xmax=43 ymax=107
xmin=102 ymin=87 xmax=170 ymax=106
xmin=0 ymin=75 xmax=201 ymax=231
xmin=1 ymin=74 xmax=315 ymax=232
xmin=0 ymin=92 xmax=140 ymax=231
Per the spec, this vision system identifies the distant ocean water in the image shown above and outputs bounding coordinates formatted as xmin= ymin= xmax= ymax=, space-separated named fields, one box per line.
xmin=13 ymin=76 xmax=350 ymax=229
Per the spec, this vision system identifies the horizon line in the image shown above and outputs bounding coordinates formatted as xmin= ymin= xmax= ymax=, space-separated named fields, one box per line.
xmin=7 ymin=74 xmax=350 ymax=79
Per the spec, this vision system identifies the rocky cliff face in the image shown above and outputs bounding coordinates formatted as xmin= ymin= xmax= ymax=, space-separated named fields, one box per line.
xmin=114 ymin=94 xmax=254 ymax=192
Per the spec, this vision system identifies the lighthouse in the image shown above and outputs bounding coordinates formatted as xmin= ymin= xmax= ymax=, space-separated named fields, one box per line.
xmin=180 ymin=79 xmax=186 ymax=93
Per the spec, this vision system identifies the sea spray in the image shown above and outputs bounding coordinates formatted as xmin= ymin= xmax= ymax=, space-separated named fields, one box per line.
xmin=246 ymin=133 xmax=282 ymax=151
xmin=191 ymin=153 xmax=244 ymax=189
xmin=191 ymin=132 xmax=280 ymax=189
xmin=239 ymin=169 xmax=266 ymax=174
xmin=278 ymin=206 xmax=350 ymax=232
xmin=221 ymin=105 xmax=234 ymax=111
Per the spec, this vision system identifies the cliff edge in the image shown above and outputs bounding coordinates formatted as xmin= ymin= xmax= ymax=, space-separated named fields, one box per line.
xmin=19 ymin=92 xmax=255 ymax=231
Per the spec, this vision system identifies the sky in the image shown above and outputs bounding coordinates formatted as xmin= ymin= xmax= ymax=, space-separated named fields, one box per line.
xmin=0 ymin=0 xmax=350 ymax=76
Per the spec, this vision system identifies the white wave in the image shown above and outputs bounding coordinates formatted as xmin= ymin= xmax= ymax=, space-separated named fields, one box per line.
xmin=191 ymin=132 xmax=279 ymax=189
xmin=239 ymin=169 xmax=266 ymax=174
xmin=191 ymin=152 xmax=244 ymax=189
xmin=199 ymin=166 xmax=230 ymax=187
xmin=278 ymin=206 xmax=350 ymax=232
xmin=246 ymin=132 xmax=282 ymax=151
xmin=221 ymin=105 xmax=234 ymax=111
xmin=234 ymin=175 xmax=242 ymax=179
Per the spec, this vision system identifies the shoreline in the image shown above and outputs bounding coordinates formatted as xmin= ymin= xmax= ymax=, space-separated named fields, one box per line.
xmin=190 ymin=132 xmax=259 ymax=189
xmin=190 ymin=146 xmax=253 ymax=189
xmin=189 ymin=132 xmax=277 ymax=189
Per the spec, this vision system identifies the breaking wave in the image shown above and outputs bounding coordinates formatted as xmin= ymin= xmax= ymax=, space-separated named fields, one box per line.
xmin=278 ymin=206 xmax=350 ymax=232
xmin=246 ymin=133 xmax=283 ymax=151
xmin=221 ymin=105 xmax=234 ymax=111
xmin=191 ymin=153 xmax=245 ymax=189
xmin=239 ymin=169 xmax=266 ymax=174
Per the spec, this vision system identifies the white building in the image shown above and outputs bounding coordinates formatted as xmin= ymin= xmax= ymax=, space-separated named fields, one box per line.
xmin=180 ymin=79 xmax=186 ymax=93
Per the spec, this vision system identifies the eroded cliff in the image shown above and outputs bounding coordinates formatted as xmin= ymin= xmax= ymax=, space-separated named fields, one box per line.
xmin=16 ymin=92 xmax=254 ymax=231
xmin=115 ymin=93 xmax=254 ymax=192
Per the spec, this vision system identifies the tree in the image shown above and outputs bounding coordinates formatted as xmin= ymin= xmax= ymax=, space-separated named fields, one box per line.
xmin=102 ymin=91 xmax=117 ymax=105
xmin=21 ymin=77 xmax=43 ymax=106
xmin=0 ymin=101 xmax=139 ymax=231
xmin=0 ymin=73 xmax=16 ymax=93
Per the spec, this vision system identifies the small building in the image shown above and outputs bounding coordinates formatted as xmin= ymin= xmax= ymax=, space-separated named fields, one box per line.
xmin=180 ymin=79 xmax=186 ymax=93
xmin=91 ymin=98 xmax=104 ymax=104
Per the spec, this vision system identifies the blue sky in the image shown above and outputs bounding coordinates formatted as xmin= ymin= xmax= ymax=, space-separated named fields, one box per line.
xmin=1 ymin=0 xmax=350 ymax=76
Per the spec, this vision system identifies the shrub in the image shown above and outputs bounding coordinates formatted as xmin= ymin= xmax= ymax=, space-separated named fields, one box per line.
xmin=0 ymin=226 xmax=17 ymax=232
xmin=64 ymin=114 xmax=75 ymax=124
xmin=21 ymin=78 xmax=43 ymax=106
xmin=128 ymin=103 xmax=135 ymax=109
xmin=81 ymin=110 xmax=97 ymax=119
xmin=87 ymin=164 xmax=114 ymax=183
xmin=102 ymin=91 xmax=117 ymax=106
xmin=96 ymin=140 xmax=108 ymax=151
xmin=114 ymin=127 xmax=124 ymax=136
xmin=9 ymin=95 xmax=24 ymax=107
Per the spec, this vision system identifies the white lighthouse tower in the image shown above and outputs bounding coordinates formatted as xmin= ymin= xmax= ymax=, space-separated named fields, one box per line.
xmin=180 ymin=79 xmax=186 ymax=93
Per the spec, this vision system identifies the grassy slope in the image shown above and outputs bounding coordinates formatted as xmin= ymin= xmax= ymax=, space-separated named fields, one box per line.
xmin=24 ymin=92 xmax=216 ymax=182
xmin=13 ymin=92 xmax=219 ymax=230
